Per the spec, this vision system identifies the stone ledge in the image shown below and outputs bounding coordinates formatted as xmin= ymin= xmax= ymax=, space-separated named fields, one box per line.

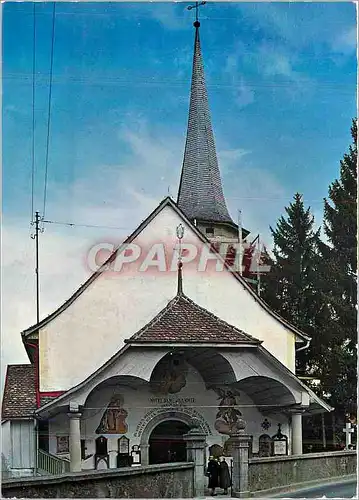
xmin=247 ymin=473 xmax=357 ymax=498
xmin=2 ymin=462 xmax=195 ymax=488
xmin=249 ymin=450 xmax=356 ymax=464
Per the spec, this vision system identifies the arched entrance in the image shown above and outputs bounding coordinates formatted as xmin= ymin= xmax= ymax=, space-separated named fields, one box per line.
xmin=149 ymin=420 xmax=190 ymax=464
xmin=139 ymin=410 xmax=209 ymax=465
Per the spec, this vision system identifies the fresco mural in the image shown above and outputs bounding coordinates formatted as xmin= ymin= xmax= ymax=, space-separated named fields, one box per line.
xmin=96 ymin=394 xmax=128 ymax=434
xmin=213 ymin=388 xmax=246 ymax=435
xmin=150 ymin=354 xmax=188 ymax=395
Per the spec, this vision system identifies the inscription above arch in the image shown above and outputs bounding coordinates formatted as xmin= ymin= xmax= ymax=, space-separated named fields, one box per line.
xmin=134 ymin=406 xmax=212 ymax=441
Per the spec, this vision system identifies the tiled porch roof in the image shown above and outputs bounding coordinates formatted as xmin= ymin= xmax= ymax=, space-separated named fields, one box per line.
xmin=127 ymin=293 xmax=261 ymax=344
xmin=2 ymin=364 xmax=36 ymax=419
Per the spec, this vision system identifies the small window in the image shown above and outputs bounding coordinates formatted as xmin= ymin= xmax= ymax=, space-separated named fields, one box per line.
xmin=206 ymin=227 xmax=214 ymax=235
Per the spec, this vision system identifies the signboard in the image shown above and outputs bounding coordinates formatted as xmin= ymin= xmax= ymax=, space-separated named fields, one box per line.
xmin=272 ymin=424 xmax=288 ymax=456
xmin=118 ymin=436 xmax=130 ymax=455
xmin=56 ymin=436 xmax=69 ymax=454
xmin=273 ymin=440 xmax=287 ymax=456
xmin=131 ymin=445 xmax=141 ymax=464
xmin=259 ymin=434 xmax=272 ymax=457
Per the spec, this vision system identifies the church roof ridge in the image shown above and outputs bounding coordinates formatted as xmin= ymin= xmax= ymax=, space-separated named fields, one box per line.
xmin=177 ymin=21 xmax=234 ymax=225
xmin=126 ymin=291 xmax=261 ymax=344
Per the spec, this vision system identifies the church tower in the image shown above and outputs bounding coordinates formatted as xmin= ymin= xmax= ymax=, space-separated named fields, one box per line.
xmin=177 ymin=18 xmax=248 ymax=243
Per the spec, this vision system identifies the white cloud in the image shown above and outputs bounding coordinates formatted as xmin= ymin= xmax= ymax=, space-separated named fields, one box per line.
xmin=332 ymin=27 xmax=357 ymax=54
xmin=234 ymin=79 xmax=255 ymax=109
xmin=217 ymin=148 xmax=290 ymax=249
xmin=262 ymin=52 xmax=293 ymax=78
xmin=218 ymin=148 xmax=249 ymax=163
xmin=234 ymin=3 xmax=356 ymax=54
xmin=256 ymin=44 xmax=312 ymax=91
xmin=223 ymin=52 xmax=255 ymax=109
xmin=148 ymin=4 xmax=188 ymax=32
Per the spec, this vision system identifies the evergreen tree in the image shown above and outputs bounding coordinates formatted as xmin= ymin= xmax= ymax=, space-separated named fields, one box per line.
xmin=319 ymin=119 xmax=357 ymax=412
xmin=261 ymin=193 xmax=325 ymax=374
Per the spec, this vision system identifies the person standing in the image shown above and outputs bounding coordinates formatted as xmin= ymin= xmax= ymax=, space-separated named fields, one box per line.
xmin=206 ymin=456 xmax=220 ymax=496
xmin=219 ymin=457 xmax=231 ymax=495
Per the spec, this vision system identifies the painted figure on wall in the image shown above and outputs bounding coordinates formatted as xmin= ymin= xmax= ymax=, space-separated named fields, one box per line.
xmin=151 ymin=354 xmax=188 ymax=395
xmin=213 ymin=388 xmax=245 ymax=435
xmin=96 ymin=395 xmax=128 ymax=434
xmin=56 ymin=436 xmax=69 ymax=454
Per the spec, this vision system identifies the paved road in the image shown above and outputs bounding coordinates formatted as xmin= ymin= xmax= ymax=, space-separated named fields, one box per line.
xmin=276 ymin=479 xmax=357 ymax=498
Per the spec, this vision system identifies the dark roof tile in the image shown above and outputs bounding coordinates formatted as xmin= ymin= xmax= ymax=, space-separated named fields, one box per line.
xmin=2 ymin=364 xmax=36 ymax=419
xmin=128 ymin=293 xmax=260 ymax=344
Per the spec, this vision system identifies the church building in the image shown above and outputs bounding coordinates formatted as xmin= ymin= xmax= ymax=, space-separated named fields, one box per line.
xmin=2 ymin=19 xmax=331 ymax=478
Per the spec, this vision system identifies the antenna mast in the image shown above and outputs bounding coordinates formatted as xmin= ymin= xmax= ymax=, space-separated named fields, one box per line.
xmin=31 ymin=211 xmax=43 ymax=323
xmin=257 ymin=235 xmax=261 ymax=296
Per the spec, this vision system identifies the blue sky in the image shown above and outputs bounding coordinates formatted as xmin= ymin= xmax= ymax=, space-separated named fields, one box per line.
xmin=2 ymin=2 xmax=357 ymax=369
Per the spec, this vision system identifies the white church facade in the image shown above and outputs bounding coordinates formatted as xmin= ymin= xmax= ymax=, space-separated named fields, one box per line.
xmin=2 ymin=20 xmax=331 ymax=479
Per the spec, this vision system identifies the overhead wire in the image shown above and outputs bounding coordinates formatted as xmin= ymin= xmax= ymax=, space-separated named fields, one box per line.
xmin=30 ymin=3 xmax=36 ymax=224
xmin=2 ymin=72 xmax=354 ymax=93
xmin=42 ymin=2 xmax=56 ymax=228
xmin=42 ymin=219 xmax=133 ymax=231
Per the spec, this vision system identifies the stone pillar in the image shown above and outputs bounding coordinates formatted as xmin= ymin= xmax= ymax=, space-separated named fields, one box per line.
xmin=140 ymin=444 xmax=150 ymax=466
xmin=227 ymin=432 xmax=251 ymax=498
xmin=68 ymin=412 xmax=82 ymax=472
xmin=291 ymin=413 xmax=303 ymax=455
xmin=107 ymin=438 xmax=118 ymax=469
xmin=183 ymin=428 xmax=207 ymax=498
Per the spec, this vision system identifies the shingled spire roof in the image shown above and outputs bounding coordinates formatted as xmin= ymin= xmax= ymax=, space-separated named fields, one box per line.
xmin=177 ymin=21 xmax=234 ymax=225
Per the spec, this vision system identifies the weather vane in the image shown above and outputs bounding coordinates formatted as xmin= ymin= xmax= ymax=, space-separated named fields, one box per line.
xmin=187 ymin=1 xmax=206 ymax=24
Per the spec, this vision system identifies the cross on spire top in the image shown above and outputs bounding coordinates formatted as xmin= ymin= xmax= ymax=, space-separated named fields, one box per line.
xmin=187 ymin=1 xmax=206 ymax=26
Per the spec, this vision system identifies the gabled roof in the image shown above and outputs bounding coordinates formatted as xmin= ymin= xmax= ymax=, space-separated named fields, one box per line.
xmin=177 ymin=22 xmax=233 ymax=225
xmin=126 ymin=292 xmax=260 ymax=344
xmin=21 ymin=197 xmax=310 ymax=344
xmin=2 ymin=365 xmax=36 ymax=419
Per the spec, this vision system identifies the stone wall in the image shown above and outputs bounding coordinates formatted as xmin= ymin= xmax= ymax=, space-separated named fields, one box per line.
xmin=248 ymin=450 xmax=357 ymax=495
xmin=1 ymin=462 xmax=194 ymax=498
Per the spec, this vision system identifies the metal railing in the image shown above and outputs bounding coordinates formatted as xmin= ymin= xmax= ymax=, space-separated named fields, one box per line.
xmin=38 ymin=450 xmax=70 ymax=475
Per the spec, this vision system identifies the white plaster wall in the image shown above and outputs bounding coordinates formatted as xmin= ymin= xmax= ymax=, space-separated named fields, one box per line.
xmin=49 ymin=413 xmax=70 ymax=459
xmin=39 ymin=204 xmax=297 ymax=391
xmin=48 ymin=363 xmax=290 ymax=469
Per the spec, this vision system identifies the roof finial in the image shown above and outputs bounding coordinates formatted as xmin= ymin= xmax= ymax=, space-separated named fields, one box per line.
xmin=176 ymin=223 xmax=185 ymax=295
xmin=187 ymin=1 xmax=206 ymax=27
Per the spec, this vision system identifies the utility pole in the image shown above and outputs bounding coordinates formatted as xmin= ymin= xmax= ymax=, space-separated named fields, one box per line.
xmin=257 ymin=235 xmax=261 ymax=296
xmin=31 ymin=211 xmax=41 ymax=324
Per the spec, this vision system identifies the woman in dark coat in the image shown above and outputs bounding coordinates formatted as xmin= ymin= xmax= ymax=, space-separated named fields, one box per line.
xmin=206 ymin=456 xmax=220 ymax=496
xmin=219 ymin=458 xmax=231 ymax=494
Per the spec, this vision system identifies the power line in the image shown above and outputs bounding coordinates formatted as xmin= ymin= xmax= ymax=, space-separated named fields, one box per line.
xmin=43 ymin=219 xmax=132 ymax=231
xmin=30 ymin=3 xmax=36 ymax=223
xmin=2 ymin=73 xmax=354 ymax=92
xmin=42 ymin=2 xmax=56 ymax=227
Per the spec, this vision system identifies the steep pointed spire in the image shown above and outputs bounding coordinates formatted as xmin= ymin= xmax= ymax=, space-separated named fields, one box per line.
xmin=177 ymin=21 xmax=234 ymax=225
